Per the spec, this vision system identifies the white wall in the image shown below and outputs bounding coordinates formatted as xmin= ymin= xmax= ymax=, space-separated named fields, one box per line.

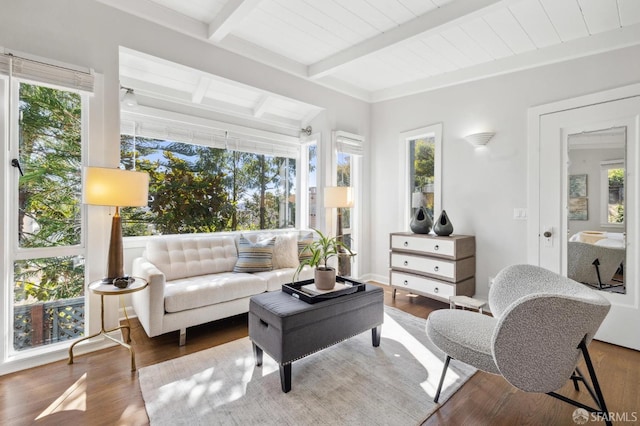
xmin=0 ymin=0 xmax=370 ymax=373
xmin=370 ymin=45 xmax=640 ymax=300
xmin=0 ymin=0 xmax=371 ymax=279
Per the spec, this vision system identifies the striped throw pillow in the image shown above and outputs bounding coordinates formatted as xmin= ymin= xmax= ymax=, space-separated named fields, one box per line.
xmin=298 ymin=232 xmax=314 ymax=262
xmin=233 ymin=235 xmax=275 ymax=273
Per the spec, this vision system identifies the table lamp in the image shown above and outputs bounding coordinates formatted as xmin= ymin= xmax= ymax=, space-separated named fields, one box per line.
xmin=324 ymin=186 xmax=354 ymax=276
xmin=83 ymin=167 xmax=149 ymax=283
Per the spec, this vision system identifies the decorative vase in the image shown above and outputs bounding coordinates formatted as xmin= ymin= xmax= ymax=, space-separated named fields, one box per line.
xmin=434 ymin=210 xmax=454 ymax=236
xmin=315 ymin=267 xmax=336 ymax=290
xmin=410 ymin=206 xmax=432 ymax=234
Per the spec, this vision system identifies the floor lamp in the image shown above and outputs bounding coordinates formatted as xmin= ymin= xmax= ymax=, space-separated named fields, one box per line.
xmin=83 ymin=167 xmax=149 ymax=283
xmin=324 ymin=186 xmax=354 ymax=276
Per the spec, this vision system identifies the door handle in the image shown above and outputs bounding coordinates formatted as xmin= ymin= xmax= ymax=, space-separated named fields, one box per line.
xmin=543 ymin=230 xmax=552 ymax=238
xmin=11 ymin=159 xmax=24 ymax=176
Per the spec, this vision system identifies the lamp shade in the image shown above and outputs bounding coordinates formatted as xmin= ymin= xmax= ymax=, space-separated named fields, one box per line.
xmin=324 ymin=187 xmax=354 ymax=208
xmin=83 ymin=167 xmax=149 ymax=207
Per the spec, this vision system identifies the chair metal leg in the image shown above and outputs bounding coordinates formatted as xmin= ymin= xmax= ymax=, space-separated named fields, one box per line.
xmin=547 ymin=337 xmax=611 ymax=426
xmin=434 ymin=355 xmax=451 ymax=403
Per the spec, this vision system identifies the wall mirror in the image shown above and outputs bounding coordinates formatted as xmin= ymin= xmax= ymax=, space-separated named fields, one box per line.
xmin=567 ymin=127 xmax=626 ymax=293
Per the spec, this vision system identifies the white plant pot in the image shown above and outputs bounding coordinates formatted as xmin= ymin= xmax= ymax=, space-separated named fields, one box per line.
xmin=315 ymin=267 xmax=336 ymax=290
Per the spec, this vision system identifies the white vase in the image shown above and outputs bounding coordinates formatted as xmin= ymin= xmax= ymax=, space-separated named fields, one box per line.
xmin=315 ymin=267 xmax=336 ymax=290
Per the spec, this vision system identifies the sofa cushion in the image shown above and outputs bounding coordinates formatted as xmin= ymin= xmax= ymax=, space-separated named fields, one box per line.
xmin=233 ymin=235 xmax=276 ymax=273
xmin=164 ymin=272 xmax=267 ymax=313
xmin=254 ymin=265 xmax=314 ymax=292
xmin=145 ymin=236 xmax=238 ymax=281
xmin=256 ymin=232 xmax=299 ymax=269
xmin=298 ymin=232 xmax=314 ymax=262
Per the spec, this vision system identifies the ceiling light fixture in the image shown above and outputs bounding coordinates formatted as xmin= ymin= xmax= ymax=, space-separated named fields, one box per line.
xmin=300 ymin=125 xmax=312 ymax=136
xmin=464 ymin=132 xmax=495 ymax=149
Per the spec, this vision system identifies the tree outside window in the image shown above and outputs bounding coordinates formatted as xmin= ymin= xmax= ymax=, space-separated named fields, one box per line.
xmin=120 ymin=136 xmax=297 ymax=235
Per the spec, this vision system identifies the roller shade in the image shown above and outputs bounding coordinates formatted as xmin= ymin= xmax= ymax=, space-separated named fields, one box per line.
xmin=121 ymin=114 xmax=301 ymax=159
xmin=0 ymin=53 xmax=94 ymax=93
xmin=334 ymin=130 xmax=364 ymax=156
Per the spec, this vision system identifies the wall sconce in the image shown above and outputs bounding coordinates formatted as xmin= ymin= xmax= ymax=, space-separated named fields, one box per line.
xmin=464 ymin=132 xmax=495 ymax=150
xmin=121 ymin=86 xmax=138 ymax=109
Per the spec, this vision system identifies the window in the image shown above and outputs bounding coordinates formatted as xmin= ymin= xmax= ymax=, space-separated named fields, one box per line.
xmin=5 ymin=75 xmax=88 ymax=356
xmin=299 ymin=141 xmax=317 ymax=229
xmin=334 ymin=131 xmax=363 ymax=277
xmin=400 ymin=124 xmax=442 ymax=228
xmin=409 ymin=137 xmax=436 ymax=219
xmin=119 ymin=109 xmax=303 ymax=235
xmin=120 ymin=135 xmax=297 ymax=235
xmin=601 ymin=160 xmax=625 ymax=226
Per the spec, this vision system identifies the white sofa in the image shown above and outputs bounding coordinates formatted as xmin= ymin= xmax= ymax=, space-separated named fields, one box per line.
xmin=131 ymin=232 xmax=313 ymax=345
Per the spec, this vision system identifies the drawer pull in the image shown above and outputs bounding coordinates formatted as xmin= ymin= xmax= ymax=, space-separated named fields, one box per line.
xmin=403 ymin=241 xmax=409 ymax=247
xmin=434 ymin=287 xmax=439 ymax=293
xmin=434 ymin=266 xmax=439 ymax=272
xmin=434 ymin=245 xmax=439 ymax=251
xmin=403 ymin=260 xmax=409 ymax=266
xmin=403 ymin=280 xmax=408 ymax=286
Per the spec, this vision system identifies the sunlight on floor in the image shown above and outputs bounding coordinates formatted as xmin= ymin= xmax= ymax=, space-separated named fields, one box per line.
xmin=382 ymin=311 xmax=461 ymax=397
xmin=35 ymin=373 xmax=87 ymax=420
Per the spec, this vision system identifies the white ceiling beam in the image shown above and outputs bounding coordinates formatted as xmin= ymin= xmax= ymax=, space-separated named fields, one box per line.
xmin=253 ymin=95 xmax=272 ymax=118
xmin=96 ymin=0 xmax=207 ymax=39
xmin=307 ymin=0 xmax=512 ymax=79
xmin=192 ymin=76 xmax=212 ymax=104
xmin=120 ymin=76 xmax=302 ymax=131
xmin=208 ymin=0 xmax=263 ymax=42
xmin=370 ymin=23 xmax=640 ymax=102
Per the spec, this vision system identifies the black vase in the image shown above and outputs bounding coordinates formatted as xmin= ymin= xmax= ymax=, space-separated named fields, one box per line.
xmin=434 ymin=210 xmax=454 ymax=236
xmin=410 ymin=206 xmax=432 ymax=234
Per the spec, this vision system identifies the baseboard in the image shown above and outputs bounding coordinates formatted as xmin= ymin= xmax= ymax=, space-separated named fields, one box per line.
xmin=361 ymin=273 xmax=389 ymax=285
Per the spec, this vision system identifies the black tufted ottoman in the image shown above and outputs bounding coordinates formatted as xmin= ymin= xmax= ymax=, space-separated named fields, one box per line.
xmin=248 ymin=284 xmax=384 ymax=392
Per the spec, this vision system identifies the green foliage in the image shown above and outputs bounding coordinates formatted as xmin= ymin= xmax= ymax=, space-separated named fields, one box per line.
xmin=413 ymin=138 xmax=435 ymax=189
xmin=14 ymin=83 xmax=85 ymax=303
xmin=294 ymin=228 xmax=355 ymax=281
xmin=608 ymin=168 xmax=624 ymax=186
xmin=120 ymin=136 xmax=296 ymax=235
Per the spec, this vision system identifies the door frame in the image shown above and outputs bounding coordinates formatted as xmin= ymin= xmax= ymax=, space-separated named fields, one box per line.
xmin=527 ymin=83 xmax=640 ymax=349
xmin=527 ymin=83 xmax=640 ymax=264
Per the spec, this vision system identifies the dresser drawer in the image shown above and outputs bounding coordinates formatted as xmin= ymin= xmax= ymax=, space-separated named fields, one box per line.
xmin=390 ymin=234 xmax=455 ymax=257
xmin=390 ymin=271 xmax=455 ymax=301
xmin=390 ymin=253 xmax=475 ymax=282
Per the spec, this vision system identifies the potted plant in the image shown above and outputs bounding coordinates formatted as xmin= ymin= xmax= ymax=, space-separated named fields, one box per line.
xmin=294 ymin=228 xmax=355 ymax=290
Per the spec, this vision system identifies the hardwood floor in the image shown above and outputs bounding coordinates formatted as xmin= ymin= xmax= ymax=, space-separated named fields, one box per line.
xmin=1 ymin=284 xmax=638 ymax=426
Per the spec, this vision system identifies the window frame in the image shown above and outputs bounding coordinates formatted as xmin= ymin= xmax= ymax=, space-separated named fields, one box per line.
xmin=400 ymin=123 xmax=443 ymax=230
xmin=4 ymin=76 xmax=90 ymax=361
xmin=600 ymin=159 xmax=625 ymax=228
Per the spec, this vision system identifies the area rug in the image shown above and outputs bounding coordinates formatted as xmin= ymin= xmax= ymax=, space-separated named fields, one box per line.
xmin=139 ymin=306 xmax=476 ymax=425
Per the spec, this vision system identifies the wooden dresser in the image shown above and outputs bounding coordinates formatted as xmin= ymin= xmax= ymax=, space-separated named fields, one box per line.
xmin=389 ymin=232 xmax=475 ymax=303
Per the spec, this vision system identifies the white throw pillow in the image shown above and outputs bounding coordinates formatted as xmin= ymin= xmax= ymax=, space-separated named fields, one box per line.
xmin=257 ymin=232 xmax=299 ymax=269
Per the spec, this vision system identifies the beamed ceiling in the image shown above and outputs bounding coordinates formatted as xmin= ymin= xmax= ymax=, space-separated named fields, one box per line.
xmin=101 ymin=0 xmax=640 ymax=103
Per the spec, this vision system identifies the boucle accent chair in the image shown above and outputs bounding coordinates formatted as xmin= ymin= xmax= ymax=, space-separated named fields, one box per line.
xmin=426 ymin=264 xmax=612 ymax=425
xmin=567 ymin=241 xmax=625 ymax=289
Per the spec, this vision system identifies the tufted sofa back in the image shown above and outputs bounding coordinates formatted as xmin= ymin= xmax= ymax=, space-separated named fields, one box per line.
xmin=144 ymin=236 xmax=238 ymax=281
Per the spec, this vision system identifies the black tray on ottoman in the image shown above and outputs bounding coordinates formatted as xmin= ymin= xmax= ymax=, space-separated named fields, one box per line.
xmin=282 ymin=276 xmax=366 ymax=304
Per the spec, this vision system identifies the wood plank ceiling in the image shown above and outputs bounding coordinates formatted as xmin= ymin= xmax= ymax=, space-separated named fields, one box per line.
xmin=106 ymin=0 xmax=640 ymax=109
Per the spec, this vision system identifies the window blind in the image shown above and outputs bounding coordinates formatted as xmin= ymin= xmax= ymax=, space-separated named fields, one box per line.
xmin=334 ymin=130 xmax=364 ymax=156
xmin=0 ymin=53 xmax=94 ymax=93
xmin=121 ymin=115 xmax=301 ymax=159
